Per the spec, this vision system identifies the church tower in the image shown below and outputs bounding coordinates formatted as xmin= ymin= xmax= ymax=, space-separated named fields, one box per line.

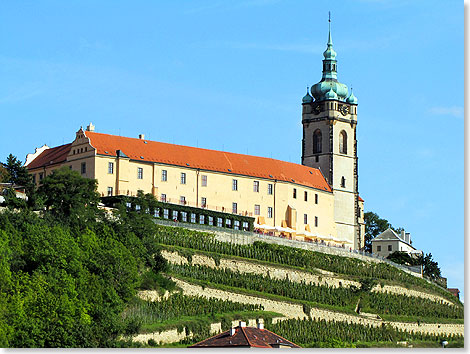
xmin=301 ymin=17 xmax=363 ymax=249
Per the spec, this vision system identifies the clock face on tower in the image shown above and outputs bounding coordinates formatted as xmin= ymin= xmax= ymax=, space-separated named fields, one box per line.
xmin=339 ymin=105 xmax=349 ymax=116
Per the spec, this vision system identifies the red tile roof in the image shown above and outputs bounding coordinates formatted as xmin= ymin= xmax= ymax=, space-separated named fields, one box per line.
xmin=358 ymin=195 xmax=364 ymax=202
xmin=85 ymin=131 xmax=332 ymax=192
xmin=26 ymin=143 xmax=72 ymax=170
xmin=189 ymin=326 xmax=301 ymax=348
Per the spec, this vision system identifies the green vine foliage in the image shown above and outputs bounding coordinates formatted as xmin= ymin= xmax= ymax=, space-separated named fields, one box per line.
xmin=168 ymin=263 xmax=463 ymax=319
xmin=153 ymin=226 xmax=461 ymax=306
xmin=266 ymin=318 xmax=463 ymax=347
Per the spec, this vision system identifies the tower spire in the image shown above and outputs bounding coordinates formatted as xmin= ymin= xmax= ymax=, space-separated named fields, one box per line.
xmin=328 ymin=11 xmax=333 ymax=46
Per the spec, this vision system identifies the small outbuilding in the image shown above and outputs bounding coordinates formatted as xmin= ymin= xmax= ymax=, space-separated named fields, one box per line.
xmin=372 ymin=228 xmax=422 ymax=258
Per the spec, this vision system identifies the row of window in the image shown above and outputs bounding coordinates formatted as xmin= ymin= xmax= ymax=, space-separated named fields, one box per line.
xmin=32 ymin=162 xmax=87 ymax=184
xmin=72 ymin=146 xmax=88 ymax=155
xmin=312 ymin=129 xmax=348 ymax=154
xmin=293 ymin=188 xmax=319 ymax=204
xmin=376 ymin=245 xmax=393 ymax=252
xmin=303 ymin=214 xmax=319 ymax=227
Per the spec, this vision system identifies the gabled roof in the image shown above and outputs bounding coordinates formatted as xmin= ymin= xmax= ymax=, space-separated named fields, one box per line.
xmin=26 ymin=143 xmax=72 ymax=170
xmin=372 ymin=228 xmax=416 ymax=250
xmin=189 ymin=326 xmax=301 ymax=348
xmin=85 ymin=131 xmax=332 ymax=192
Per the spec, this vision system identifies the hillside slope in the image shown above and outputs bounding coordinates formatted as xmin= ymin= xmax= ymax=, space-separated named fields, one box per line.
xmin=126 ymin=224 xmax=464 ymax=348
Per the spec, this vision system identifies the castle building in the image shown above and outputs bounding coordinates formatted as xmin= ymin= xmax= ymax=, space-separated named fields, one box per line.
xmin=24 ymin=22 xmax=365 ymax=249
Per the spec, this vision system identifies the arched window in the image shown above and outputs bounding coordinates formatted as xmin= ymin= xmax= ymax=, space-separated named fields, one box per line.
xmin=339 ymin=130 xmax=347 ymax=154
xmin=313 ymin=129 xmax=322 ymax=153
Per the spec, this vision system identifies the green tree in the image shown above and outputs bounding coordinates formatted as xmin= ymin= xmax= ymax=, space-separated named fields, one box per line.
xmin=420 ymin=253 xmax=441 ymax=280
xmin=38 ymin=167 xmax=100 ymax=224
xmin=1 ymin=154 xmax=36 ymax=208
xmin=386 ymin=251 xmax=420 ymax=266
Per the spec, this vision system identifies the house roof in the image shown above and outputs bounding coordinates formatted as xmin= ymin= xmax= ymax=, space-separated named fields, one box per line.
xmin=372 ymin=228 xmax=417 ymax=250
xmin=358 ymin=195 xmax=364 ymax=202
xmin=84 ymin=131 xmax=332 ymax=192
xmin=26 ymin=143 xmax=72 ymax=170
xmin=189 ymin=326 xmax=301 ymax=348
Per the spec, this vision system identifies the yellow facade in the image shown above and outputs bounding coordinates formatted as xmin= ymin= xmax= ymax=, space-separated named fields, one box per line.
xmin=26 ymin=128 xmax=343 ymax=245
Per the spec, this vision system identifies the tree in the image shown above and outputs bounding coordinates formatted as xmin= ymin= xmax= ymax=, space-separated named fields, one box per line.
xmin=37 ymin=167 xmax=100 ymax=224
xmin=363 ymin=211 xmax=404 ymax=252
xmin=420 ymin=253 xmax=441 ymax=280
xmin=386 ymin=251 xmax=420 ymax=266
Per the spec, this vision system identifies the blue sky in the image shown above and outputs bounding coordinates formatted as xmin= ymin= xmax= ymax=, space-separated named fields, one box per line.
xmin=0 ymin=1 xmax=464 ymax=300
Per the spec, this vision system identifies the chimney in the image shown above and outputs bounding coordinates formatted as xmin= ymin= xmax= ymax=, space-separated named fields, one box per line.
xmin=86 ymin=123 xmax=95 ymax=132
xmin=230 ymin=328 xmax=236 ymax=336
xmin=400 ymin=230 xmax=406 ymax=241
xmin=239 ymin=321 xmax=246 ymax=328
xmin=405 ymin=233 xmax=411 ymax=244
xmin=257 ymin=322 xmax=264 ymax=330
xmin=139 ymin=134 xmax=145 ymax=140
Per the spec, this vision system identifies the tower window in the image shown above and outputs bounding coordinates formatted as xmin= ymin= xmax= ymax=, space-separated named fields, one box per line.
xmin=267 ymin=207 xmax=273 ymax=218
xmin=108 ymin=162 xmax=114 ymax=174
xmin=181 ymin=172 xmax=186 ymax=184
xmin=268 ymin=183 xmax=273 ymax=195
xmin=161 ymin=170 xmax=167 ymax=181
xmin=313 ymin=129 xmax=322 ymax=153
xmin=304 ymin=191 xmax=308 ymax=201
xmin=201 ymin=175 xmax=207 ymax=187
xmin=315 ymin=193 xmax=319 ymax=204
xmin=201 ymin=197 xmax=207 ymax=208
xmin=339 ymin=130 xmax=348 ymax=154
xmin=232 ymin=179 xmax=238 ymax=191
xmin=341 ymin=176 xmax=346 ymax=188
xmin=137 ymin=167 xmax=143 ymax=179
xmin=254 ymin=204 xmax=260 ymax=215
xmin=293 ymin=188 xmax=297 ymax=199
xmin=304 ymin=214 xmax=308 ymax=224
xmin=253 ymin=181 xmax=259 ymax=192
xmin=315 ymin=216 xmax=318 ymax=227
xmin=232 ymin=202 xmax=237 ymax=214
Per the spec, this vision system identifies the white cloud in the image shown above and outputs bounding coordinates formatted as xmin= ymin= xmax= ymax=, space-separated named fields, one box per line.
xmin=429 ymin=106 xmax=464 ymax=118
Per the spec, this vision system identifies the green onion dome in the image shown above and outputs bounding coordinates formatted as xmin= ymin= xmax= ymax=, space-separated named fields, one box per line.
xmin=325 ymin=87 xmax=338 ymax=100
xmin=302 ymin=87 xmax=313 ymax=103
xmin=346 ymin=89 xmax=358 ymax=104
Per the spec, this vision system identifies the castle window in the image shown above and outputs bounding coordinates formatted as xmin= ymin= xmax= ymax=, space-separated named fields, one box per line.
xmin=253 ymin=181 xmax=259 ymax=192
xmin=161 ymin=170 xmax=167 ymax=182
xmin=242 ymin=221 xmax=248 ymax=230
xmin=293 ymin=188 xmax=297 ymax=199
xmin=304 ymin=214 xmax=308 ymax=224
xmin=339 ymin=130 xmax=347 ymax=154
xmin=217 ymin=217 xmax=223 ymax=227
xmin=315 ymin=193 xmax=318 ymax=204
xmin=201 ymin=175 xmax=207 ymax=186
xmin=232 ymin=202 xmax=238 ymax=214
xmin=268 ymin=183 xmax=273 ymax=195
xmin=180 ymin=196 xmax=186 ymax=205
xmin=315 ymin=156 xmax=319 ymax=162
xmin=234 ymin=220 xmax=240 ymax=230
xmin=161 ymin=193 xmax=166 ymax=202
xmin=254 ymin=204 xmax=260 ymax=215
xmin=201 ymin=197 xmax=207 ymax=208
xmin=341 ymin=176 xmax=346 ymax=188
xmin=107 ymin=187 xmax=113 ymax=196
xmin=182 ymin=212 xmax=188 ymax=222
xmin=108 ymin=162 xmax=114 ymax=174
xmin=304 ymin=191 xmax=308 ymax=201
xmin=315 ymin=216 xmax=318 ymax=227
xmin=377 ymin=245 xmax=381 ymax=252
xmin=232 ymin=179 xmax=238 ymax=191
xmin=268 ymin=207 xmax=273 ymax=218
xmin=163 ymin=209 xmax=169 ymax=219
xmin=172 ymin=210 xmax=178 ymax=220
xmin=313 ymin=129 xmax=322 ymax=153
xmin=180 ymin=172 xmax=186 ymax=184
xmin=191 ymin=213 xmax=196 ymax=223
xmin=226 ymin=219 xmax=232 ymax=228
xmin=208 ymin=216 xmax=213 ymax=225
xmin=137 ymin=167 xmax=143 ymax=179
xmin=81 ymin=162 xmax=86 ymax=174
xmin=199 ymin=215 xmax=205 ymax=224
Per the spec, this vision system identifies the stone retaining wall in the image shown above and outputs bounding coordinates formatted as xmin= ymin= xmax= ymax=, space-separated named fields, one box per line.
xmin=161 ymin=250 xmax=454 ymax=306
xmin=171 ymin=278 xmax=464 ymax=337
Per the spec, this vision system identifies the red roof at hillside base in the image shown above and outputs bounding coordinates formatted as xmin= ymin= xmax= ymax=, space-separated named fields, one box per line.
xmin=85 ymin=131 xmax=332 ymax=192
xmin=26 ymin=143 xmax=72 ymax=170
xmin=189 ymin=325 xmax=301 ymax=348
